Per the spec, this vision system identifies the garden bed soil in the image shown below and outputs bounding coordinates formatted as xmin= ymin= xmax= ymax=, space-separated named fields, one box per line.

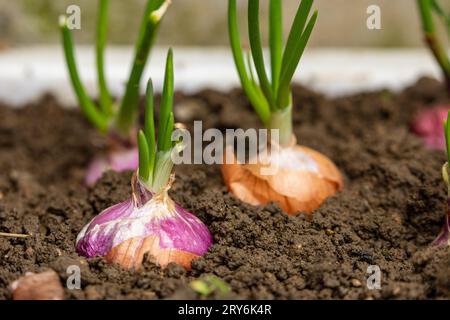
xmin=1 ymin=77 xmax=450 ymax=299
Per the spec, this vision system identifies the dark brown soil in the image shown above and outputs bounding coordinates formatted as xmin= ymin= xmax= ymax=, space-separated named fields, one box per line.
xmin=1 ymin=78 xmax=450 ymax=300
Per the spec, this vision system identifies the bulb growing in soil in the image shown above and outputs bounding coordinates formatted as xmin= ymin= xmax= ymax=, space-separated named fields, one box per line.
xmin=432 ymin=114 xmax=450 ymax=246
xmin=59 ymin=0 xmax=171 ymax=185
xmin=224 ymin=0 xmax=343 ymax=215
xmin=413 ymin=1 xmax=450 ymax=149
xmin=416 ymin=1 xmax=450 ymax=245
xmin=76 ymin=50 xmax=213 ymax=269
xmin=411 ymin=105 xmax=448 ymax=150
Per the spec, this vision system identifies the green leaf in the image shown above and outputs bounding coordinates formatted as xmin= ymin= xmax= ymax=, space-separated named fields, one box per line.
xmin=417 ymin=0 xmax=450 ymax=83
xmin=228 ymin=0 xmax=271 ymax=125
xmin=116 ymin=0 xmax=169 ymax=135
xmin=145 ymin=79 xmax=156 ymax=182
xmin=162 ymin=112 xmax=174 ymax=151
xmin=248 ymin=0 xmax=275 ymax=109
xmin=269 ymin=0 xmax=283 ymax=93
xmin=190 ymin=280 xmax=214 ymax=297
xmin=430 ymin=0 xmax=450 ymax=36
xmin=158 ymin=49 xmax=174 ymax=152
xmin=59 ymin=16 xmax=108 ymax=132
xmin=190 ymin=276 xmax=231 ymax=298
xmin=96 ymin=0 xmax=113 ymax=116
xmin=278 ymin=10 xmax=317 ymax=109
xmin=152 ymin=150 xmax=174 ymax=193
xmin=138 ymin=130 xmax=150 ymax=181
xmin=280 ymin=0 xmax=313 ymax=74
xmin=417 ymin=0 xmax=435 ymax=33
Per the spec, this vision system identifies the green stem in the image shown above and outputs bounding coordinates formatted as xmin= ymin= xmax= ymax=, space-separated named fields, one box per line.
xmin=138 ymin=130 xmax=150 ymax=181
xmin=96 ymin=0 xmax=113 ymax=115
xmin=269 ymin=0 xmax=282 ymax=94
xmin=158 ymin=49 xmax=174 ymax=152
xmin=116 ymin=0 xmax=169 ymax=135
xmin=248 ymin=0 xmax=276 ymax=109
xmin=152 ymin=150 xmax=174 ymax=193
xmin=269 ymin=104 xmax=293 ymax=146
xmin=278 ymin=8 xmax=317 ymax=109
xmin=228 ymin=0 xmax=271 ymax=125
xmin=145 ymin=79 xmax=156 ymax=184
xmin=417 ymin=0 xmax=450 ymax=91
xmin=59 ymin=16 xmax=108 ymax=132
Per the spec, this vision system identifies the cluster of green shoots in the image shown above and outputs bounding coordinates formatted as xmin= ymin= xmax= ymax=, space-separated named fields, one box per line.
xmin=417 ymin=0 xmax=450 ymax=164
xmin=229 ymin=0 xmax=317 ymax=146
xmin=137 ymin=49 xmax=177 ymax=193
xmin=59 ymin=0 xmax=169 ymax=137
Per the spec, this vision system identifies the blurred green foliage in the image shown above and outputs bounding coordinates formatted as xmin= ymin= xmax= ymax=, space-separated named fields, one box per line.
xmin=0 ymin=0 xmax=448 ymax=48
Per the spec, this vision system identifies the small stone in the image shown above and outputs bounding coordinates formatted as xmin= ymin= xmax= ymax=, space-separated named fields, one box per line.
xmin=10 ymin=270 xmax=64 ymax=300
xmin=393 ymin=286 xmax=401 ymax=295
xmin=351 ymin=279 xmax=362 ymax=287
xmin=325 ymin=229 xmax=335 ymax=236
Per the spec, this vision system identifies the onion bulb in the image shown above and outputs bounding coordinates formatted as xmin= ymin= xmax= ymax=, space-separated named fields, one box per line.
xmin=221 ymin=137 xmax=343 ymax=215
xmin=411 ymin=105 xmax=449 ymax=150
xmin=76 ymin=175 xmax=212 ymax=269
xmin=77 ymin=50 xmax=213 ymax=269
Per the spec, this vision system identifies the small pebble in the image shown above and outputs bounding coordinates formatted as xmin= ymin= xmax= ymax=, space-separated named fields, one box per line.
xmin=10 ymin=270 xmax=64 ymax=300
xmin=351 ymin=279 xmax=362 ymax=287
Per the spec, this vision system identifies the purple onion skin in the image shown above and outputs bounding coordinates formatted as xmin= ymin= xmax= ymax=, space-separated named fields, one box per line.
xmin=411 ymin=105 xmax=448 ymax=150
xmin=76 ymin=177 xmax=213 ymax=262
xmin=85 ymin=147 xmax=139 ymax=186
xmin=432 ymin=204 xmax=450 ymax=247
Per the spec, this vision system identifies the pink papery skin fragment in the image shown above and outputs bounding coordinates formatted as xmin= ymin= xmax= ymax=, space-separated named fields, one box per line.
xmin=411 ymin=105 xmax=449 ymax=150
xmin=85 ymin=148 xmax=139 ymax=186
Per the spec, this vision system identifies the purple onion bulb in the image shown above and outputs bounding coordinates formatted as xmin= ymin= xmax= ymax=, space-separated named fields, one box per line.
xmin=76 ymin=175 xmax=213 ymax=269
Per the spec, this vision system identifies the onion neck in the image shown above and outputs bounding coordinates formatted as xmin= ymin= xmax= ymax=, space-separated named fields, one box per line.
xmin=269 ymin=105 xmax=293 ymax=147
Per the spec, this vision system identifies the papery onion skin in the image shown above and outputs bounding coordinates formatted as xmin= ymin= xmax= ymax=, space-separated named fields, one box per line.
xmin=221 ymin=143 xmax=343 ymax=215
xmin=411 ymin=105 xmax=449 ymax=150
xmin=432 ymin=202 xmax=450 ymax=247
xmin=76 ymin=178 xmax=212 ymax=269
xmin=85 ymin=148 xmax=138 ymax=186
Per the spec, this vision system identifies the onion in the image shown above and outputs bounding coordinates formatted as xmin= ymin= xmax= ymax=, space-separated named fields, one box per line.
xmin=85 ymin=147 xmax=138 ymax=186
xmin=78 ymin=51 xmax=213 ymax=269
xmin=432 ymin=212 xmax=450 ymax=246
xmin=77 ymin=175 xmax=212 ymax=269
xmin=221 ymin=137 xmax=343 ymax=215
xmin=411 ymin=105 xmax=449 ymax=150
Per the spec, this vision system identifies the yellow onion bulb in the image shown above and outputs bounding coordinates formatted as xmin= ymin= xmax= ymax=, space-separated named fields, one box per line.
xmin=221 ymin=138 xmax=343 ymax=215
